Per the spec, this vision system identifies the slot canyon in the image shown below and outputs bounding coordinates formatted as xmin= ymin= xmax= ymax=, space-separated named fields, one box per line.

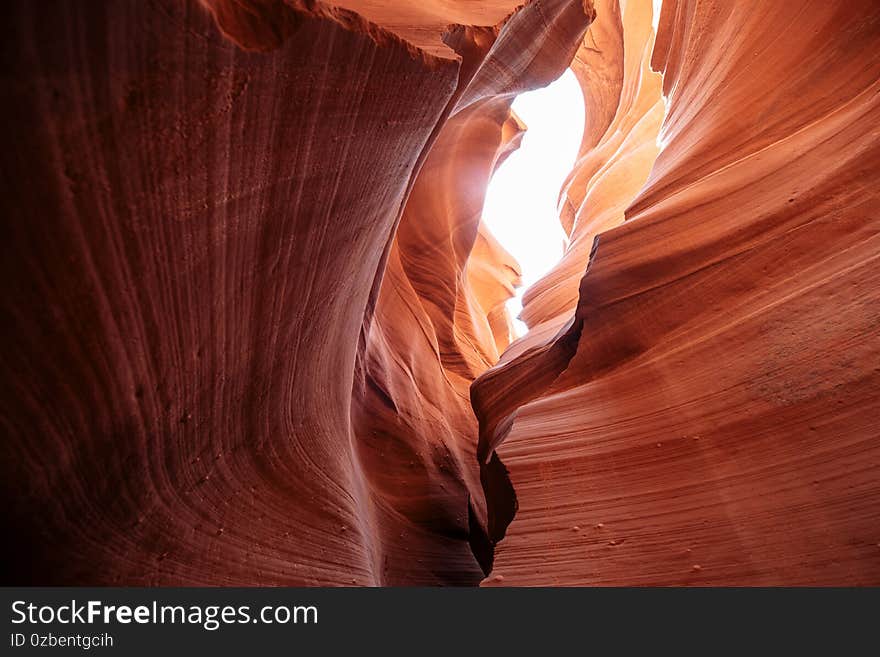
xmin=1 ymin=0 xmax=878 ymax=586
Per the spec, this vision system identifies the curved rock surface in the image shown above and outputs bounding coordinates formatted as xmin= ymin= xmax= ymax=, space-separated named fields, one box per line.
xmin=477 ymin=0 xmax=880 ymax=585
xmin=0 ymin=0 xmax=592 ymax=584
xmin=2 ymin=0 xmax=878 ymax=587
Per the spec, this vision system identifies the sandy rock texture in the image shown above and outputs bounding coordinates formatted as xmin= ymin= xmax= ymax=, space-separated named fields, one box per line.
xmin=0 ymin=0 xmax=592 ymax=585
xmin=477 ymin=0 xmax=880 ymax=585
xmin=2 ymin=0 xmax=878 ymax=586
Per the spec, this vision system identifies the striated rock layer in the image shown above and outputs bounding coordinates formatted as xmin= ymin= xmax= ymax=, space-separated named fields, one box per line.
xmin=0 ymin=0 xmax=593 ymax=584
xmin=2 ymin=0 xmax=878 ymax=587
xmin=477 ymin=0 xmax=880 ymax=585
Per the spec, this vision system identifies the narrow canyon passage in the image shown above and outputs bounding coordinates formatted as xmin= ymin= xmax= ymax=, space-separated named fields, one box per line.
xmin=1 ymin=0 xmax=878 ymax=587
xmin=482 ymin=69 xmax=584 ymax=336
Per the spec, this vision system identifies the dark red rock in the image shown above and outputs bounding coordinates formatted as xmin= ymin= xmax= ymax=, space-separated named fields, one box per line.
xmin=0 ymin=0 xmax=593 ymax=585
xmin=2 ymin=0 xmax=878 ymax=588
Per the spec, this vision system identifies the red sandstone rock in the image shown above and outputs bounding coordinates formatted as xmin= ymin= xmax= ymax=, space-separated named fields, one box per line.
xmin=2 ymin=0 xmax=878 ymax=587
xmin=477 ymin=0 xmax=880 ymax=586
xmin=0 ymin=0 xmax=592 ymax=585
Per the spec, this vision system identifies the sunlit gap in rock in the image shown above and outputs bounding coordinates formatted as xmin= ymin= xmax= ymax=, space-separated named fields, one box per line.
xmin=482 ymin=69 xmax=585 ymax=337
xmin=653 ymin=0 xmax=670 ymax=152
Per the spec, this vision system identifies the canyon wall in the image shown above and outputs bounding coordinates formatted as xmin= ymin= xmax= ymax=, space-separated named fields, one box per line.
xmin=2 ymin=0 xmax=877 ymax=587
xmin=477 ymin=0 xmax=880 ymax=585
xmin=0 ymin=0 xmax=592 ymax=584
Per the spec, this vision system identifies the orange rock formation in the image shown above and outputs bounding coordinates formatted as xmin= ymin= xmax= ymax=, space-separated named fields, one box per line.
xmin=1 ymin=0 xmax=877 ymax=586
xmin=477 ymin=0 xmax=880 ymax=585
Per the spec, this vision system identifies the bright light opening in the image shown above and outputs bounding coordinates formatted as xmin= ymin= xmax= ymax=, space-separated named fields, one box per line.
xmin=482 ymin=69 xmax=584 ymax=336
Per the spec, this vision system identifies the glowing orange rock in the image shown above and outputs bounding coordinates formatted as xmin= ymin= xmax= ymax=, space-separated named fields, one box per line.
xmin=477 ymin=0 xmax=880 ymax=586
